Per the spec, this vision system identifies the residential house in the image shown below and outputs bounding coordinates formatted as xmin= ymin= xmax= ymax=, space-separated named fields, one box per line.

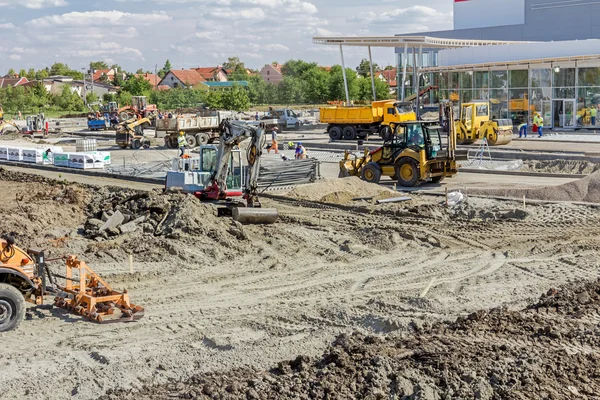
xmin=23 ymin=76 xmax=117 ymax=98
xmin=93 ymin=68 xmax=127 ymax=83
xmin=136 ymin=73 xmax=161 ymax=88
xmin=194 ymin=66 xmax=228 ymax=82
xmin=376 ymin=68 xmax=398 ymax=91
xmin=260 ymin=63 xmax=283 ymax=84
xmin=0 ymin=76 xmax=29 ymax=88
xmin=159 ymin=69 xmax=206 ymax=89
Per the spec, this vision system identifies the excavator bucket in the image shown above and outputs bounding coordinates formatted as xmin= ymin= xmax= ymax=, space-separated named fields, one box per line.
xmin=53 ymin=256 xmax=144 ymax=324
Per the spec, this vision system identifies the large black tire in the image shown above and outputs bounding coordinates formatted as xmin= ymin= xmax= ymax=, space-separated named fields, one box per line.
xmin=342 ymin=126 xmax=357 ymax=140
xmin=186 ymin=135 xmax=197 ymax=148
xmin=329 ymin=126 xmax=342 ymax=141
xmin=361 ymin=162 xmax=382 ymax=184
xmin=395 ymin=157 xmax=421 ymax=187
xmin=431 ymin=175 xmax=445 ymax=184
xmin=294 ymin=122 xmax=300 ymax=130
xmin=0 ymin=283 xmax=25 ymax=332
xmin=167 ymin=137 xmax=178 ymax=149
xmin=196 ymin=133 xmax=209 ymax=146
xmin=118 ymin=143 xmax=128 ymax=149
xmin=132 ymin=139 xmax=142 ymax=150
xmin=380 ymin=126 xmax=393 ymax=142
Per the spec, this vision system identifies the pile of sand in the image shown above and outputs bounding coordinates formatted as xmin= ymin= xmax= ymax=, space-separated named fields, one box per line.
xmin=520 ymin=159 xmax=600 ymax=175
xmin=286 ymin=177 xmax=397 ymax=204
xmin=473 ymin=170 xmax=600 ymax=203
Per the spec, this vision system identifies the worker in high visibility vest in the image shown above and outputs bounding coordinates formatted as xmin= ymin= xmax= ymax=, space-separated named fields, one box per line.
xmin=518 ymin=122 xmax=527 ymax=138
xmin=177 ymin=131 xmax=188 ymax=157
xmin=534 ymin=113 xmax=544 ymax=138
xmin=591 ymin=106 xmax=597 ymax=126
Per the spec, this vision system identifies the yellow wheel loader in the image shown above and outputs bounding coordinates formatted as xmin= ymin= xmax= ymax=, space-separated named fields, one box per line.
xmin=455 ymin=101 xmax=513 ymax=146
xmin=0 ymin=236 xmax=144 ymax=332
xmin=340 ymin=103 xmax=460 ymax=187
xmin=116 ymin=116 xmax=153 ymax=149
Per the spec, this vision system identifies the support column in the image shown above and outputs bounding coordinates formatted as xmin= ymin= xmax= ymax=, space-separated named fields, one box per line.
xmin=340 ymin=45 xmax=350 ymax=106
xmin=416 ymin=45 xmax=423 ymax=119
xmin=368 ymin=46 xmax=377 ymax=101
xmin=401 ymin=44 xmax=408 ymax=101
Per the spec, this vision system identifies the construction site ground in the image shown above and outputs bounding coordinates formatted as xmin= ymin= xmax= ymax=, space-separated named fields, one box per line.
xmin=1 ymin=160 xmax=600 ymax=399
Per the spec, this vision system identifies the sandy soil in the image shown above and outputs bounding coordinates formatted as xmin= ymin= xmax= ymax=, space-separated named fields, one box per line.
xmin=1 ymin=172 xmax=600 ymax=399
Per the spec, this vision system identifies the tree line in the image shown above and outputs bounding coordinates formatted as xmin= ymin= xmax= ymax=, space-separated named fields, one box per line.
xmin=0 ymin=58 xmax=392 ymax=115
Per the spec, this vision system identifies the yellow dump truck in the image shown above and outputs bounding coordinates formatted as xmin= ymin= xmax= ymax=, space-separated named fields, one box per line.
xmin=320 ymin=100 xmax=416 ymax=141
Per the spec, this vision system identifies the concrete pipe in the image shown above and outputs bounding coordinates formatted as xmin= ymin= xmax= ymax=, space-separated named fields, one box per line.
xmin=232 ymin=208 xmax=279 ymax=225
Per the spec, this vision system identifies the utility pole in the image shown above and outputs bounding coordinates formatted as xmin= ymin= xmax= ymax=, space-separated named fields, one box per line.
xmin=82 ymin=67 xmax=87 ymax=106
xmin=155 ymin=64 xmax=158 ymax=90
xmin=90 ymin=63 xmax=94 ymax=99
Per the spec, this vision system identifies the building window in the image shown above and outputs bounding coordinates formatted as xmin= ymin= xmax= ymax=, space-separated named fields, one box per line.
xmin=267 ymin=71 xmax=270 ymax=75
xmin=174 ymin=82 xmax=179 ymax=88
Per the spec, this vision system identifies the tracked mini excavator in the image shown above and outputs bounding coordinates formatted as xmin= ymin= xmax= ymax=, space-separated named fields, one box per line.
xmin=196 ymin=119 xmax=279 ymax=224
xmin=0 ymin=236 xmax=144 ymax=332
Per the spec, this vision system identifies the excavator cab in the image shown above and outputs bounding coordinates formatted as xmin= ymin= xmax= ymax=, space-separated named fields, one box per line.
xmin=199 ymin=146 xmax=243 ymax=196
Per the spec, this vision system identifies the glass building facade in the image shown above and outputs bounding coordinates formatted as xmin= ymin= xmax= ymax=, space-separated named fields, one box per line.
xmin=397 ymin=52 xmax=600 ymax=129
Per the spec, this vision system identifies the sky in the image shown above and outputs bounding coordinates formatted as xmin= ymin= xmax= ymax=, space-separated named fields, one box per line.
xmin=0 ymin=0 xmax=453 ymax=74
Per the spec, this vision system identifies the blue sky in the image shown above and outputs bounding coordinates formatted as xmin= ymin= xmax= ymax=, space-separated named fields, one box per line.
xmin=0 ymin=0 xmax=452 ymax=73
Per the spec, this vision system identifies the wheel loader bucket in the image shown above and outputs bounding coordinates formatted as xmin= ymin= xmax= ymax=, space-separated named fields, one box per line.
xmin=53 ymin=256 xmax=144 ymax=324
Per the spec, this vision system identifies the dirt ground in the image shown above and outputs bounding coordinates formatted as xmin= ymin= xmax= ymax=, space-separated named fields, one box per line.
xmin=1 ymin=171 xmax=600 ymax=400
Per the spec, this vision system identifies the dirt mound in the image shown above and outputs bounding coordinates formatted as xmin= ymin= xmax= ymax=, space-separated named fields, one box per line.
xmin=102 ymin=280 xmax=600 ymax=400
xmin=472 ymin=170 xmax=600 ymax=203
xmin=520 ymin=159 xmax=600 ymax=175
xmin=286 ymin=177 xmax=398 ymax=204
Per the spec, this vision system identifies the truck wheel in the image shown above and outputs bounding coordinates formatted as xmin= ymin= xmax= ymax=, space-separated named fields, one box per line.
xmin=380 ymin=126 xmax=393 ymax=142
xmin=196 ymin=133 xmax=209 ymax=146
xmin=395 ymin=157 xmax=421 ymax=187
xmin=329 ymin=126 xmax=342 ymax=141
xmin=342 ymin=126 xmax=357 ymax=140
xmin=168 ymin=137 xmax=178 ymax=149
xmin=294 ymin=122 xmax=300 ymax=130
xmin=132 ymin=139 xmax=142 ymax=150
xmin=361 ymin=162 xmax=382 ymax=184
xmin=118 ymin=143 xmax=128 ymax=149
xmin=186 ymin=135 xmax=197 ymax=148
xmin=0 ymin=283 xmax=25 ymax=332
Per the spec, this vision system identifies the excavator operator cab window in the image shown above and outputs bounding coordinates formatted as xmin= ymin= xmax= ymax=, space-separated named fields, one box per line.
xmin=394 ymin=126 xmax=407 ymax=146
xmin=407 ymin=124 xmax=424 ymax=147
xmin=476 ymin=105 xmax=488 ymax=117
xmin=387 ymin=108 xmax=396 ymax=115
xmin=200 ymin=147 xmax=217 ymax=173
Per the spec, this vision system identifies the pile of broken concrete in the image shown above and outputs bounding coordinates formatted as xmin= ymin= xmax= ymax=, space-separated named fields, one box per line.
xmin=84 ymin=189 xmax=171 ymax=241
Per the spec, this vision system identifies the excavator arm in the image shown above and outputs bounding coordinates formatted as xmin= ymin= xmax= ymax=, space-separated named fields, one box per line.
xmin=205 ymin=119 xmax=266 ymax=206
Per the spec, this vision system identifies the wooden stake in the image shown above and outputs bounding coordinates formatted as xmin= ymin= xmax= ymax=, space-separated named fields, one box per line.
xmin=129 ymin=254 xmax=134 ymax=274
xmin=393 ymin=183 xmax=397 ymax=192
xmin=445 ymin=187 xmax=449 ymax=207
xmin=420 ymin=277 xmax=437 ymax=298
xmin=523 ymin=195 xmax=526 ymax=210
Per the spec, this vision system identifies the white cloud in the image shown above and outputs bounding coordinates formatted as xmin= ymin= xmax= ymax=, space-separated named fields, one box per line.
xmin=29 ymin=10 xmax=170 ymax=28
xmin=0 ymin=0 xmax=67 ymax=8
xmin=0 ymin=23 xmax=15 ymax=29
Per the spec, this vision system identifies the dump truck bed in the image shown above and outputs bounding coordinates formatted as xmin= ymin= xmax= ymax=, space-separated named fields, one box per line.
xmin=319 ymin=105 xmax=384 ymax=125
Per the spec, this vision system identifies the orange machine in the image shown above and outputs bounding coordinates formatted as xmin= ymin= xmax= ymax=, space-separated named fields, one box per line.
xmin=0 ymin=237 xmax=144 ymax=332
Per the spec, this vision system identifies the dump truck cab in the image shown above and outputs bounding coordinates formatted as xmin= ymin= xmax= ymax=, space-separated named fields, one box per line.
xmin=456 ymin=101 xmax=513 ymax=146
xmin=377 ymin=101 xmax=416 ymax=140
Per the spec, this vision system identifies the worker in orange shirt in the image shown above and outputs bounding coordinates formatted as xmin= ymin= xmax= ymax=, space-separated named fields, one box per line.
xmin=268 ymin=126 xmax=279 ymax=154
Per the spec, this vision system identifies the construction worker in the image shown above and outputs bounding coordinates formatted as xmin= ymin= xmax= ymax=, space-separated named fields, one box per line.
xmin=295 ymin=142 xmax=307 ymax=159
xmin=591 ymin=106 xmax=597 ymax=126
xmin=534 ymin=113 xmax=544 ymax=137
xmin=268 ymin=126 xmax=278 ymax=154
xmin=518 ymin=122 xmax=528 ymax=138
xmin=177 ymin=131 xmax=188 ymax=157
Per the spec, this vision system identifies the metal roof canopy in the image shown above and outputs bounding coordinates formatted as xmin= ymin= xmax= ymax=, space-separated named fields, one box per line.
xmin=312 ymin=36 xmax=523 ymax=48
xmin=313 ymin=35 xmax=526 ymax=113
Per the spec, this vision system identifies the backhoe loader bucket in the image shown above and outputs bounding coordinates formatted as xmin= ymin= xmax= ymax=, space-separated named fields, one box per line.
xmin=53 ymin=256 xmax=144 ymax=324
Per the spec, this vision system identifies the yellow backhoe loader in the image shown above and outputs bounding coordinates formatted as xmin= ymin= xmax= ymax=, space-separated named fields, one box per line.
xmin=0 ymin=236 xmax=144 ymax=332
xmin=340 ymin=102 xmax=460 ymax=187
xmin=116 ymin=116 xmax=153 ymax=149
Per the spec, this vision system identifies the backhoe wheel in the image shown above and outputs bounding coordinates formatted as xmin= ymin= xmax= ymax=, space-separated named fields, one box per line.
xmin=329 ymin=126 xmax=342 ymax=141
xmin=118 ymin=143 xmax=128 ymax=149
xmin=380 ymin=126 xmax=393 ymax=142
xmin=132 ymin=139 xmax=142 ymax=150
xmin=0 ymin=283 xmax=25 ymax=332
xmin=342 ymin=126 xmax=357 ymax=140
xmin=361 ymin=162 xmax=382 ymax=184
xmin=196 ymin=133 xmax=209 ymax=146
xmin=431 ymin=175 xmax=445 ymax=184
xmin=186 ymin=135 xmax=197 ymax=148
xmin=395 ymin=157 xmax=421 ymax=187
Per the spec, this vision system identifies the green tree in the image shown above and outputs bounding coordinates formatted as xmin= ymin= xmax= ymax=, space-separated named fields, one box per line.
xmin=303 ymin=67 xmax=330 ymax=103
xmin=6 ymin=68 xmax=15 ymax=77
xmin=159 ymin=60 xmax=172 ymax=78
xmin=135 ymin=68 xmax=144 ymax=74
xmin=282 ymin=60 xmax=318 ymax=78
xmin=53 ymin=85 xmax=84 ymax=111
xmin=118 ymin=90 xmax=132 ymax=106
xmin=121 ymin=75 xmax=152 ymax=96
xmin=86 ymin=92 xmax=99 ymax=104
xmin=18 ymin=69 xmax=26 ymax=79
xmin=35 ymin=69 xmax=49 ymax=80
xmin=357 ymin=77 xmax=390 ymax=102
xmin=329 ymin=65 xmax=359 ymax=102
xmin=223 ymin=57 xmax=248 ymax=81
xmin=26 ymin=68 xmax=36 ymax=80
xmin=204 ymin=90 xmax=223 ymax=109
xmin=113 ymin=72 xmax=124 ymax=88
xmin=222 ymin=85 xmax=250 ymax=111
xmin=277 ymin=77 xmax=305 ymax=104
xmin=90 ymin=61 xmax=109 ymax=71
xmin=356 ymin=58 xmax=379 ymax=78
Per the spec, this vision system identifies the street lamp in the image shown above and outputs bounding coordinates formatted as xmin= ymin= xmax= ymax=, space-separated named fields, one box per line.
xmin=81 ymin=67 xmax=87 ymax=105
